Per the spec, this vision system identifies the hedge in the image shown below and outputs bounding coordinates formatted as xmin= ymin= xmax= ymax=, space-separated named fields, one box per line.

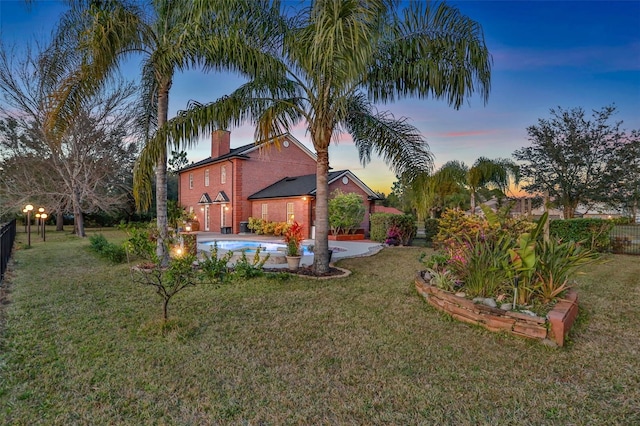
xmin=370 ymin=213 xmax=417 ymax=245
xmin=424 ymin=218 xmax=440 ymax=243
xmin=549 ymin=218 xmax=614 ymax=252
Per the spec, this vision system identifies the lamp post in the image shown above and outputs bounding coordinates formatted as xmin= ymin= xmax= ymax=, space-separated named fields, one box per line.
xmin=35 ymin=213 xmax=41 ymax=235
xmin=40 ymin=213 xmax=47 ymax=241
xmin=22 ymin=208 xmax=28 ymax=233
xmin=25 ymin=204 xmax=33 ymax=247
xmin=38 ymin=207 xmax=44 ymax=235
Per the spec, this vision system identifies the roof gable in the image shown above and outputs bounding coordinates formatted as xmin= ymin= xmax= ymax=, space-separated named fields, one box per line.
xmin=178 ymin=133 xmax=315 ymax=173
xmin=248 ymin=170 xmax=380 ymax=200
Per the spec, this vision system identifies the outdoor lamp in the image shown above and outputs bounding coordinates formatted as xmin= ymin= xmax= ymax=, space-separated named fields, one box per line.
xmin=40 ymin=213 xmax=47 ymax=241
xmin=185 ymin=225 xmax=192 ymax=232
xmin=25 ymin=204 xmax=33 ymax=247
xmin=37 ymin=208 xmax=45 ymax=235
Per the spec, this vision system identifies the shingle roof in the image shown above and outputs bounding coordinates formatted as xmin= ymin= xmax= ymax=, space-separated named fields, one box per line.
xmin=248 ymin=171 xmax=346 ymax=200
xmin=179 ymin=142 xmax=254 ymax=172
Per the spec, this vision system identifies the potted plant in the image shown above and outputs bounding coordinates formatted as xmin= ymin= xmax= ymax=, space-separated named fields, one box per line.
xmin=283 ymin=221 xmax=304 ymax=270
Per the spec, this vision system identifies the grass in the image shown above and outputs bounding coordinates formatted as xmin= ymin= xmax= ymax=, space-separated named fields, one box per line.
xmin=1 ymin=228 xmax=639 ymax=424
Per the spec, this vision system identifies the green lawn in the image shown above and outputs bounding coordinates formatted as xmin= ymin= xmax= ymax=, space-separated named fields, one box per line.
xmin=1 ymin=228 xmax=639 ymax=424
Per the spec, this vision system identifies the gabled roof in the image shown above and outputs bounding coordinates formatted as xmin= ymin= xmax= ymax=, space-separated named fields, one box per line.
xmin=197 ymin=191 xmax=229 ymax=204
xmin=248 ymin=170 xmax=380 ymax=200
xmin=178 ymin=133 xmax=316 ymax=173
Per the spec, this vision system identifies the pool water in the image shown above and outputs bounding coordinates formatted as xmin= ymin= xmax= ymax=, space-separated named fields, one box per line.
xmin=200 ymin=240 xmax=314 ymax=256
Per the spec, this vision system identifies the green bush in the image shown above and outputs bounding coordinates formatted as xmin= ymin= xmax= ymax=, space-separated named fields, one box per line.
xmin=370 ymin=213 xmax=416 ymax=244
xmin=550 ymin=218 xmax=614 ymax=252
xmin=89 ymin=234 xmax=109 ymax=252
xmin=89 ymin=234 xmax=126 ymax=263
xmin=424 ymin=218 xmax=439 ymax=242
xmin=328 ymin=189 xmax=365 ymax=235
xmin=102 ymin=243 xmax=127 ymax=263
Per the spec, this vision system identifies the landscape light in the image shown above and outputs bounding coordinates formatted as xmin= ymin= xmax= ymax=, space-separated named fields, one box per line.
xmin=25 ymin=204 xmax=34 ymax=247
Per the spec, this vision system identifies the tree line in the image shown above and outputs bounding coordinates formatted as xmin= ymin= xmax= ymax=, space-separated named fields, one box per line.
xmin=387 ymin=105 xmax=639 ymax=221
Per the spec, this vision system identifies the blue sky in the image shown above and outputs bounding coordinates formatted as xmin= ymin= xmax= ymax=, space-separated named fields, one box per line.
xmin=1 ymin=0 xmax=639 ymax=195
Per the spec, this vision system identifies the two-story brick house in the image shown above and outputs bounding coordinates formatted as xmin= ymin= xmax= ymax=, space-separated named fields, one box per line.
xmin=178 ymin=130 xmax=380 ymax=238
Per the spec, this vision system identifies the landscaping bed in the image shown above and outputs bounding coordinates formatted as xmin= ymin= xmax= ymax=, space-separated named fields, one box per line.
xmin=415 ymin=271 xmax=579 ymax=346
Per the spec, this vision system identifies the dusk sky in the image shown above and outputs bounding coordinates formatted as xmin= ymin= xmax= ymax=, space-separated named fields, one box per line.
xmin=1 ymin=1 xmax=639 ymax=195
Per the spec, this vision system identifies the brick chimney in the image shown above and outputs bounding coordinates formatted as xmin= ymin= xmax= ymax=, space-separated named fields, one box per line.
xmin=211 ymin=130 xmax=231 ymax=158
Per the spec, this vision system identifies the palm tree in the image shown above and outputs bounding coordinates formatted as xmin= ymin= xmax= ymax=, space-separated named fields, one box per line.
xmin=466 ymin=157 xmax=520 ymax=213
xmin=408 ymin=161 xmax=469 ymax=219
xmin=49 ymin=0 xmax=280 ymax=264
xmin=156 ymin=0 xmax=491 ymax=273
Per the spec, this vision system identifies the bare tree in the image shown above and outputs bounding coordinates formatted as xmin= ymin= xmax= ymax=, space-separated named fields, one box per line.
xmin=0 ymin=43 xmax=139 ymax=236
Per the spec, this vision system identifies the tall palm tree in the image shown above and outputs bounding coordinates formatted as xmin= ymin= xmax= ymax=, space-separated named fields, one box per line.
xmin=49 ymin=0 xmax=280 ymax=264
xmin=156 ymin=0 xmax=491 ymax=273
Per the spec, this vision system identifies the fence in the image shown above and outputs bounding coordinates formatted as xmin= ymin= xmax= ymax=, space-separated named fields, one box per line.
xmin=610 ymin=224 xmax=640 ymax=255
xmin=1 ymin=219 xmax=17 ymax=284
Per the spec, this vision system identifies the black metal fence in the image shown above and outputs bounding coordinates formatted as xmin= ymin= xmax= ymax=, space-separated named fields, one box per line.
xmin=610 ymin=224 xmax=640 ymax=255
xmin=1 ymin=219 xmax=17 ymax=283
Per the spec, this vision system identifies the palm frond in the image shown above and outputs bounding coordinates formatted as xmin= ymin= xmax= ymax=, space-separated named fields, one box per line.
xmin=345 ymin=94 xmax=433 ymax=179
xmin=367 ymin=1 xmax=491 ymax=108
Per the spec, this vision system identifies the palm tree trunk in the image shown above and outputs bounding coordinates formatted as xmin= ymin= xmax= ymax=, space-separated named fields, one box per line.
xmin=313 ymin=146 xmax=330 ymax=274
xmin=156 ymin=81 xmax=170 ymax=266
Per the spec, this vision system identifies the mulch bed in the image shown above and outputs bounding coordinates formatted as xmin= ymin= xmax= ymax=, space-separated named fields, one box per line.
xmin=264 ymin=265 xmax=347 ymax=278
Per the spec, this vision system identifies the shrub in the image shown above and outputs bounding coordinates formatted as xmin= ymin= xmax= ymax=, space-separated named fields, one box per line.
xmin=424 ymin=218 xmax=439 ymax=242
xmin=88 ymin=234 xmax=126 ymax=263
xmin=328 ymin=189 xmax=365 ymax=235
xmin=434 ymin=209 xmax=490 ymax=250
xmin=198 ymin=243 xmax=233 ymax=284
xmin=232 ymin=248 xmax=269 ymax=279
xmin=123 ymin=225 xmax=156 ymax=260
xmin=550 ymin=218 xmax=614 ymax=252
xmin=370 ymin=213 xmax=416 ymax=244
xmin=89 ymin=234 xmax=109 ymax=252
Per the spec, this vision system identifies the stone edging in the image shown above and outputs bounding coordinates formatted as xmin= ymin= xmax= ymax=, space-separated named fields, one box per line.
xmin=415 ymin=271 xmax=579 ymax=347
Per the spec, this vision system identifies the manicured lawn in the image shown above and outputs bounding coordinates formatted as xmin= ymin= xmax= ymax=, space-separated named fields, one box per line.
xmin=1 ymin=228 xmax=639 ymax=424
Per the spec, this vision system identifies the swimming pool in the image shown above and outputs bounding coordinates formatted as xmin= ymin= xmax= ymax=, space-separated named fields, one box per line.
xmin=200 ymin=240 xmax=314 ymax=256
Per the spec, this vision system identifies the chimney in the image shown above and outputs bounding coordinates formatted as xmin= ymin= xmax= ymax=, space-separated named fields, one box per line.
xmin=211 ymin=130 xmax=231 ymax=158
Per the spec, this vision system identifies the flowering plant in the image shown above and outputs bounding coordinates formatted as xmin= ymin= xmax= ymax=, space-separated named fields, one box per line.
xmin=385 ymin=226 xmax=401 ymax=246
xmin=283 ymin=221 xmax=304 ymax=256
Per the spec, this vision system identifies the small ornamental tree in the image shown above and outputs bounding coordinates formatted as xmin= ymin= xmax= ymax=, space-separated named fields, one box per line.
xmin=328 ymin=190 xmax=365 ymax=235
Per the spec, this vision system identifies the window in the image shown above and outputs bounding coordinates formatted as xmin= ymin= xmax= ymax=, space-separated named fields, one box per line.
xmin=189 ymin=173 xmax=194 ymax=189
xmin=204 ymin=169 xmax=210 ymax=187
xmin=221 ymin=165 xmax=226 ymax=184
xmin=261 ymin=203 xmax=268 ymax=220
xmin=286 ymin=202 xmax=294 ymax=224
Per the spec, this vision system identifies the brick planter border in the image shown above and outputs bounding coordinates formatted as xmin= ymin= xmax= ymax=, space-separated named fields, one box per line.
xmin=415 ymin=272 xmax=579 ymax=346
xmin=328 ymin=234 xmax=365 ymax=241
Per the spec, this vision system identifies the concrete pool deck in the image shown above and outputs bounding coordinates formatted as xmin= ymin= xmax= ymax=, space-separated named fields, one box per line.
xmin=194 ymin=232 xmax=384 ymax=268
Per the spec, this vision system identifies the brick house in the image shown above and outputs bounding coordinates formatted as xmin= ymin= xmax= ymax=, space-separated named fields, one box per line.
xmin=178 ymin=130 xmax=380 ymax=238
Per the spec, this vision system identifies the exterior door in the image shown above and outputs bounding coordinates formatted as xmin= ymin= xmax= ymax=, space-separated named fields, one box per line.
xmin=204 ymin=205 xmax=210 ymax=231
xmin=220 ymin=204 xmax=226 ymax=228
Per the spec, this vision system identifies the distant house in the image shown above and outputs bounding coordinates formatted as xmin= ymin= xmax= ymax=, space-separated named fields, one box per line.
xmin=178 ymin=130 xmax=380 ymax=237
